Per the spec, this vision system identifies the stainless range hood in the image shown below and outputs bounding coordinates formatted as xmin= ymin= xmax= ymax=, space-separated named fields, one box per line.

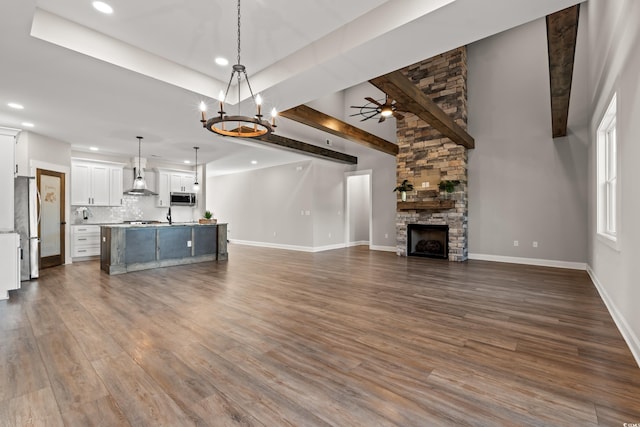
xmin=124 ymin=136 xmax=158 ymax=196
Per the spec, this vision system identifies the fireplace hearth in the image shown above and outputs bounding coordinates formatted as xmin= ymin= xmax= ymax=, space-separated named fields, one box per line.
xmin=407 ymin=224 xmax=448 ymax=259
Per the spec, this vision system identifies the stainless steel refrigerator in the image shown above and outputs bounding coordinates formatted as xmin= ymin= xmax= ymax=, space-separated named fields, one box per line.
xmin=14 ymin=176 xmax=40 ymax=280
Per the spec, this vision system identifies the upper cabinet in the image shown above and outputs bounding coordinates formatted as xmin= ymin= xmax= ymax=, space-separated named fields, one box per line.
xmin=155 ymin=168 xmax=195 ymax=207
xmin=0 ymin=127 xmax=19 ymax=231
xmin=170 ymin=172 xmax=196 ymax=193
xmin=71 ymin=159 xmax=124 ymax=206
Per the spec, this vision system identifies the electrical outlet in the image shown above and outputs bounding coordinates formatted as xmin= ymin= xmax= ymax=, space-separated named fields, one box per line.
xmin=513 ymin=240 xmax=519 ymax=247
xmin=328 ymin=232 xmax=332 ymax=238
xmin=533 ymin=241 xmax=538 ymax=248
xmin=385 ymin=233 xmax=389 ymax=239
xmin=305 ymin=210 xmax=310 ymax=216
xmin=187 ymin=240 xmax=192 ymax=247
xmin=273 ymin=231 xmax=277 ymax=237
xmin=301 ymin=210 xmax=305 ymax=216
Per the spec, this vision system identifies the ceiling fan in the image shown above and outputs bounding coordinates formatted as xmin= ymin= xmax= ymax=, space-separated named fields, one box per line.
xmin=350 ymin=95 xmax=405 ymax=123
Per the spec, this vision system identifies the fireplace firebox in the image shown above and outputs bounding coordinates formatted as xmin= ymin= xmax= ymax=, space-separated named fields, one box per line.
xmin=407 ymin=224 xmax=449 ymax=259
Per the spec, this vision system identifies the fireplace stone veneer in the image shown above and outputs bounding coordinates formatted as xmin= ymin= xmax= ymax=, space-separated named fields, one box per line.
xmin=395 ymin=47 xmax=469 ymax=261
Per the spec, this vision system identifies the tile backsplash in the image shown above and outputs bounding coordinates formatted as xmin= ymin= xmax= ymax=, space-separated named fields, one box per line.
xmin=72 ymin=195 xmax=200 ymax=224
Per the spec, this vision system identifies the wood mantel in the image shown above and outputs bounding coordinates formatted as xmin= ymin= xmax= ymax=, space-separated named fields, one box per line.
xmin=397 ymin=200 xmax=455 ymax=211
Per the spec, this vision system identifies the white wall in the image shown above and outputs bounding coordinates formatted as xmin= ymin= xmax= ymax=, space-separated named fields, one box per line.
xmin=586 ymin=0 xmax=640 ymax=365
xmin=467 ymin=17 xmax=589 ymax=266
xmin=347 ymin=174 xmax=371 ymax=244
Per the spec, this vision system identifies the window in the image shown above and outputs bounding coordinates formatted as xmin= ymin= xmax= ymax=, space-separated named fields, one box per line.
xmin=597 ymin=94 xmax=618 ymax=244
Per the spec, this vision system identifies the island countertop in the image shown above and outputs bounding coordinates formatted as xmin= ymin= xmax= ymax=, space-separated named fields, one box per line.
xmin=100 ymin=223 xmax=227 ymax=275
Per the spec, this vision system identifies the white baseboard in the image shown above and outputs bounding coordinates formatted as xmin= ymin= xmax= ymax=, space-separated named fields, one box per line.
xmin=587 ymin=265 xmax=640 ymax=368
xmin=468 ymin=253 xmax=587 ymax=270
xmin=229 ymin=239 xmax=345 ymax=253
xmin=346 ymin=241 xmax=369 ymax=247
xmin=370 ymin=245 xmax=397 ymax=253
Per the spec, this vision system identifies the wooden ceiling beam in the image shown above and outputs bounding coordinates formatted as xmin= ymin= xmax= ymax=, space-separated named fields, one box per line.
xmin=255 ymin=133 xmax=357 ymax=165
xmin=546 ymin=4 xmax=580 ymax=138
xmin=370 ymin=71 xmax=475 ymax=149
xmin=280 ymin=105 xmax=399 ymax=156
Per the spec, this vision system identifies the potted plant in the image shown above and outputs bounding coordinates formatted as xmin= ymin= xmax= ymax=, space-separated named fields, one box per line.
xmin=438 ymin=180 xmax=461 ymax=199
xmin=199 ymin=210 xmax=216 ymax=224
xmin=393 ymin=179 xmax=414 ymax=202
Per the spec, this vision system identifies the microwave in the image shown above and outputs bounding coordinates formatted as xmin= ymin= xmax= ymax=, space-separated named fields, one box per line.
xmin=170 ymin=192 xmax=196 ymax=206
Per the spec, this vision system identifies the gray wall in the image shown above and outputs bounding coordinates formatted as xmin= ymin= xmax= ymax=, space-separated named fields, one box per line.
xmin=467 ymin=17 xmax=589 ymax=264
xmin=208 ymin=160 xmax=336 ymax=249
xmin=586 ymin=0 xmax=640 ymax=364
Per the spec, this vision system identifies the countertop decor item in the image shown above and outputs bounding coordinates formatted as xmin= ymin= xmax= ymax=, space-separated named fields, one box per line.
xmin=199 ymin=210 xmax=216 ymax=224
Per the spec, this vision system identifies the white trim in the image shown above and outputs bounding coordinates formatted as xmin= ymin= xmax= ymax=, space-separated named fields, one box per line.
xmin=370 ymin=245 xmax=397 ymax=252
xmin=468 ymin=253 xmax=586 ymax=270
xmin=0 ymin=127 xmax=21 ymax=137
xmin=587 ymin=265 xmax=640 ymax=368
xmin=346 ymin=240 xmax=369 ymax=247
xmin=230 ymin=239 xmax=346 ymax=253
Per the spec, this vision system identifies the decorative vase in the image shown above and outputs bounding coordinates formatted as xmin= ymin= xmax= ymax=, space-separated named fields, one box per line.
xmin=401 ymin=191 xmax=407 ymax=202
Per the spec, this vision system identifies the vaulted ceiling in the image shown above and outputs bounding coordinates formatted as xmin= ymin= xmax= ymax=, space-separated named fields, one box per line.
xmin=0 ymin=0 xmax=582 ymax=175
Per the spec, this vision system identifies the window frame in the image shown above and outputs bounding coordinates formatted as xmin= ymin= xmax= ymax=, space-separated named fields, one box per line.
xmin=596 ymin=93 xmax=620 ymax=249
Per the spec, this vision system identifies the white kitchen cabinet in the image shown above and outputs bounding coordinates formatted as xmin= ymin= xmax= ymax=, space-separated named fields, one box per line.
xmin=156 ymin=171 xmax=170 ymax=207
xmin=155 ymin=168 xmax=194 ymax=207
xmin=71 ymin=159 xmax=124 ymax=206
xmin=109 ymin=167 xmax=123 ymax=206
xmin=0 ymin=127 xmax=19 ymax=231
xmin=170 ymin=172 xmax=195 ymax=193
xmin=0 ymin=233 xmax=20 ymax=299
xmin=71 ymin=225 xmax=101 ymax=258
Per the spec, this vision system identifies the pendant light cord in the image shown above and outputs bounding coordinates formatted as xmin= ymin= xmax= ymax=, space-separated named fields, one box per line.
xmin=136 ymin=136 xmax=142 ymax=179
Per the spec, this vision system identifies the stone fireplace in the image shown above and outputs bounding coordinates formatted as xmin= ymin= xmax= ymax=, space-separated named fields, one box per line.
xmin=395 ymin=47 xmax=469 ymax=261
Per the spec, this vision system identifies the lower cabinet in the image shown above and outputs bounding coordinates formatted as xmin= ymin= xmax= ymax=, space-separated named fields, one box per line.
xmin=72 ymin=225 xmax=101 ymax=258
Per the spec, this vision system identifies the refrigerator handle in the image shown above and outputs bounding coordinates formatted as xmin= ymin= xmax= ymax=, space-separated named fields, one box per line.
xmin=36 ymin=187 xmax=42 ymax=226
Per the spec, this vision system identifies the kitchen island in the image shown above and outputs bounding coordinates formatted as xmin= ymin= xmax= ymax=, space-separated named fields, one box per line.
xmin=100 ymin=223 xmax=227 ymax=275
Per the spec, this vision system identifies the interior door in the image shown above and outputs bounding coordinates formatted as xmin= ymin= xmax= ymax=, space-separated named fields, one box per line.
xmin=37 ymin=169 xmax=66 ymax=269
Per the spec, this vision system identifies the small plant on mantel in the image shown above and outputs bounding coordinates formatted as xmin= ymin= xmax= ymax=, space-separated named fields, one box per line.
xmin=393 ymin=179 xmax=414 ymax=202
xmin=438 ymin=180 xmax=461 ymax=199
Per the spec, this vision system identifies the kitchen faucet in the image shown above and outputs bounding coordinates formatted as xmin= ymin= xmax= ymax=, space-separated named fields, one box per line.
xmin=166 ymin=207 xmax=172 ymax=225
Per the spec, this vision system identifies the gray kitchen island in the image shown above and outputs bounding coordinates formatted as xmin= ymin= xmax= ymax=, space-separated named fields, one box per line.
xmin=100 ymin=223 xmax=227 ymax=275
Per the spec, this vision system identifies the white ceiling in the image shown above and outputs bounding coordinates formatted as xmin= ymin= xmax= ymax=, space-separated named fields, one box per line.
xmin=0 ymin=0 xmax=583 ymax=175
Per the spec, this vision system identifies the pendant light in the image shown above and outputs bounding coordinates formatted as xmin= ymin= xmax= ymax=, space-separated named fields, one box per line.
xmin=124 ymin=136 xmax=158 ymax=196
xmin=192 ymin=146 xmax=200 ymax=192
xmin=133 ymin=136 xmax=146 ymax=190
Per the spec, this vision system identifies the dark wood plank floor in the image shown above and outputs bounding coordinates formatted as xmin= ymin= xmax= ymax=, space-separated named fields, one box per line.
xmin=1 ymin=244 xmax=639 ymax=426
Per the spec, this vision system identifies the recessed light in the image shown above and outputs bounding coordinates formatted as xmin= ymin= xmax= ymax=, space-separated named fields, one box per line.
xmin=92 ymin=1 xmax=113 ymax=14
xmin=21 ymin=122 xmax=34 ymax=128
xmin=8 ymin=102 xmax=24 ymax=110
xmin=251 ymin=160 xmax=258 ymax=165
xmin=184 ymin=160 xmax=191 ymax=164
xmin=89 ymin=146 xmax=99 ymax=151
xmin=215 ymin=57 xmax=229 ymax=66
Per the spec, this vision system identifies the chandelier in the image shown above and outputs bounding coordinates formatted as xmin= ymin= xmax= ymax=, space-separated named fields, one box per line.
xmin=199 ymin=0 xmax=276 ymax=138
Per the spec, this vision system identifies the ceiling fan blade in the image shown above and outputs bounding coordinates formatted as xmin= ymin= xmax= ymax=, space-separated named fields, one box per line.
xmin=394 ymin=112 xmax=405 ymax=121
xmin=361 ymin=112 xmax=379 ymax=121
xmin=378 ymin=115 xmax=386 ymax=123
xmin=365 ymin=97 xmax=383 ymax=107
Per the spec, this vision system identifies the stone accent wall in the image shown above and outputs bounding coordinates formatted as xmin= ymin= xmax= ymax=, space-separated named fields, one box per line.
xmin=396 ymin=47 xmax=469 ymax=261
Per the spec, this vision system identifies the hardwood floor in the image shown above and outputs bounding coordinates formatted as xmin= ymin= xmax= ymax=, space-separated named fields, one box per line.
xmin=1 ymin=244 xmax=639 ymax=426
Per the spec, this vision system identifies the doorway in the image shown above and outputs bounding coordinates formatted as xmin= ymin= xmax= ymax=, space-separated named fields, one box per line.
xmin=37 ymin=169 xmax=66 ymax=269
xmin=346 ymin=172 xmax=372 ymax=247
